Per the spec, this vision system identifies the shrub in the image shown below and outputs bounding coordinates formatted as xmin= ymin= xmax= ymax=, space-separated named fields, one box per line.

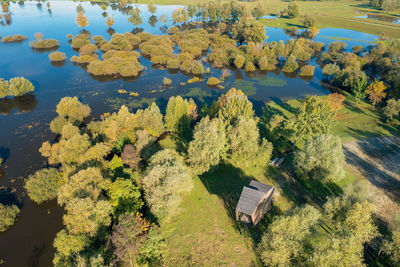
xmin=0 ymin=203 xmax=20 ymax=232
xmin=143 ymin=149 xmax=193 ymax=219
xmin=234 ymin=54 xmax=245 ymax=69
xmin=384 ymin=98 xmax=400 ymax=120
xmin=25 ymin=168 xmax=63 ymax=204
xmin=163 ymin=77 xmax=172 ymax=86
xmin=302 ymin=14 xmax=316 ymax=28
xmin=92 ymin=35 xmax=107 ymax=47
xmin=258 ymin=56 xmax=269 ymax=70
xmin=2 ymin=34 xmax=27 ymax=43
xmin=101 ymin=33 xmax=133 ymax=51
xmin=207 ymin=77 xmax=221 ymax=86
xmin=8 ymin=77 xmax=35 ymax=96
xmin=71 ymin=34 xmax=91 ymax=49
xmin=30 ymin=39 xmax=59 ymax=49
xmin=166 ymin=58 xmax=180 ymax=69
xmin=87 ymin=57 xmax=143 ymax=77
xmin=79 ymin=43 xmax=98 ymax=55
xmin=299 ymin=65 xmax=315 ymax=77
xmin=49 ymin=51 xmax=67 ymax=62
xmin=188 ymin=77 xmax=202 ymax=83
xmin=244 ymin=61 xmax=256 ymax=72
xmin=282 ymin=54 xmax=299 ymax=73
xmin=71 ymin=54 xmax=99 ymax=64
xmin=0 ymin=79 xmax=9 ymax=98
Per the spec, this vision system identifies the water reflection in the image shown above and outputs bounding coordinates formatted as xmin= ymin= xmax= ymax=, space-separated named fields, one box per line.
xmin=0 ymin=95 xmax=38 ymax=115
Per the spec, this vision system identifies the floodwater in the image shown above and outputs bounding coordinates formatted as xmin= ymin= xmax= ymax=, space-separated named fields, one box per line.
xmin=0 ymin=1 xmax=380 ymax=266
xmin=356 ymin=13 xmax=400 ymax=24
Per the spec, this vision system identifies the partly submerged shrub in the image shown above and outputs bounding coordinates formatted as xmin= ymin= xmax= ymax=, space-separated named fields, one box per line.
xmin=299 ymin=65 xmax=315 ymax=77
xmin=87 ymin=57 xmax=143 ymax=77
xmin=163 ymin=77 xmax=172 ymax=86
xmin=30 ymin=39 xmax=59 ymax=49
xmin=207 ymin=77 xmax=221 ymax=86
xmin=49 ymin=51 xmax=67 ymax=62
xmin=71 ymin=54 xmax=99 ymax=64
xmin=92 ymin=35 xmax=107 ymax=47
xmin=100 ymin=33 xmax=133 ymax=51
xmin=8 ymin=77 xmax=35 ymax=96
xmin=71 ymin=34 xmax=91 ymax=49
xmin=79 ymin=44 xmax=98 ymax=55
xmin=2 ymin=34 xmax=27 ymax=43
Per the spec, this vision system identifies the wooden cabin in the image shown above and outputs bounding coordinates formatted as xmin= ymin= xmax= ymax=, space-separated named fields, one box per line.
xmin=235 ymin=180 xmax=274 ymax=225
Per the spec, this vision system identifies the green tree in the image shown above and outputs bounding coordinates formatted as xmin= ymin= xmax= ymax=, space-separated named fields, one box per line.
xmin=257 ymin=205 xmax=321 ymax=266
xmin=165 ymin=96 xmax=196 ymax=136
xmin=219 ymin=93 xmax=255 ymax=125
xmin=135 ymin=103 xmax=165 ymax=138
xmin=352 ymin=77 xmax=368 ymax=104
xmin=0 ymin=78 xmax=9 ymax=98
xmin=0 ymin=203 xmax=20 ymax=232
xmin=55 ymin=96 xmax=91 ymax=123
xmin=53 ymin=229 xmax=88 ymax=258
xmin=188 ymin=117 xmax=227 ymax=174
xmin=143 ymin=149 xmax=193 ymax=218
xmin=25 ymin=168 xmax=63 ymax=204
xmin=63 ymin=197 xmax=112 ymax=236
xmin=283 ymin=3 xmax=299 ymax=18
xmin=294 ymin=134 xmax=345 ymax=181
xmin=252 ymin=1 xmax=266 ymax=19
xmin=282 ymin=54 xmax=299 ymax=73
xmin=228 ymin=116 xmax=273 ymax=168
xmin=302 ymin=14 xmax=316 ymax=29
xmin=108 ymin=177 xmax=143 ymax=217
xmin=234 ymin=54 xmax=245 ymax=69
xmin=384 ymin=98 xmax=400 ymax=120
xmin=287 ymin=96 xmax=335 ymax=141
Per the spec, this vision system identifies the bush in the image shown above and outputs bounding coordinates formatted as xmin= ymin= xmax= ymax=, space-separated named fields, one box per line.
xmin=258 ymin=56 xmax=269 ymax=70
xmin=244 ymin=61 xmax=256 ymax=72
xmin=79 ymin=43 xmax=98 ymax=55
xmin=87 ymin=56 xmax=143 ymax=77
xmin=71 ymin=34 xmax=91 ymax=49
xmin=234 ymin=54 xmax=245 ymax=69
xmin=8 ymin=77 xmax=35 ymax=96
xmin=2 ymin=34 xmax=27 ymax=43
xmin=299 ymin=65 xmax=315 ymax=77
xmin=0 ymin=203 xmax=20 ymax=232
xmin=25 ymin=168 xmax=63 ymax=204
xmin=101 ymin=33 xmax=133 ymax=51
xmin=92 ymin=35 xmax=107 ymax=47
xmin=163 ymin=77 xmax=172 ymax=86
xmin=283 ymin=54 xmax=299 ymax=73
xmin=207 ymin=77 xmax=221 ymax=86
xmin=71 ymin=54 xmax=99 ymax=64
xmin=166 ymin=58 xmax=180 ymax=69
xmin=49 ymin=51 xmax=67 ymax=62
xmin=0 ymin=78 xmax=10 ymax=98
xmin=30 ymin=39 xmax=59 ymax=49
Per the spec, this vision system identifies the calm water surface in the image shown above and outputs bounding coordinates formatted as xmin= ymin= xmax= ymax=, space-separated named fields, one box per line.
xmin=0 ymin=1 xmax=380 ymax=266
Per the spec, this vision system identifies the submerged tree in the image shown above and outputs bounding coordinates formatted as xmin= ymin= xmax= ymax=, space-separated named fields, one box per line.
xmin=106 ymin=16 xmax=114 ymax=29
xmin=232 ymin=18 xmax=266 ymax=44
xmin=76 ymin=11 xmax=89 ymax=30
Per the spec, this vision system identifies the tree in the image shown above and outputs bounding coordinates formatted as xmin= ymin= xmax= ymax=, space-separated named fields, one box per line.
xmin=282 ymin=54 xmax=299 ymax=72
xmin=326 ymin=93 xmax=346 ymax=113
xmin=295 ymin=134 xmax=345 ymax=181
xmin=0 ymin=78 xmax=9 ymax=98
xmin=283 ymin=3 xmax=299 ymax=18
xmin=352 ymin=77 xmax=368 ymax=104
xmin=108 ymin=178 xmax=143 ymax=217
xmin=25 ymin=168 xmax=63 ymax=204
xmin=366 ymin=80 xmax=387 ymax=109
xmin=111 ymin=212 xmax=150 ymax=266
xmin=143 ymin=149 xmax=193 ymax=218
xmin=106 ymin=16 xmax=114 ymax=28
xmin=188 ymin=117 xmax=227 ymax=174
xmin=63 ymin=197 xmax=111 ymax=236
xmin=55 ymin=96 xmax=91 ymax=123
xmin=252 ymin=1 xmax=266 ymax=19
xmin=129 ymin=8 xmax=142 ymax=27
xmin=0 ymin=203 xmax=20 ymax=232
xmin=135 ymin=103 xmax=165 ymax=138
xmin=234 ymin=54 xmax=245 ymax=69
xmin=53 ymin=229 xmax=88 ymax=258
xmin=257 ymin=205 xmax=321 ymax=266
xmin=287 ymin=96 xmax=335 ymax=141
xmin=147 ymin=1 xmax=157 ymax=14
xmin=219 ymin=92 xmax=255 ymax=125
xmin=384 ymin=98 xmax=400 ymax=120
xmin=121 ymin=144 xmax=141 ymax=170
xmin=165 ymin=96 xmax=196 ymax=135
xmin=228 ymin=116 xmax=273 ymax=168
xmin=57 ymin=167 xmax=110 ymax=205
xmin=302 ymin=14 xmax=316 ymax=29
xmin=76 ymin=11 xmax=89 ymax=30
xmin=8 ymin=77 xmax=34 ymax=96
xmin=232 ymin=18 xmax=266 ymax=44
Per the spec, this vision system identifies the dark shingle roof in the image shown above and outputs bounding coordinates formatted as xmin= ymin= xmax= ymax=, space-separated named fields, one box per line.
xmin=249 ymin=180 xmax=273 ymax=193
xmin=236 ymin=186 xmax=266 ymax=215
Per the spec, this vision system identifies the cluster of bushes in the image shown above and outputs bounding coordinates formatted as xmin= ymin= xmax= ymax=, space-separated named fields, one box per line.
xmin=71 ymin=42 xmax=99 ymax=64
xmin=1 ymin=34 xmax=27 ymax=43
xmin=87 ymin=50 xmax=143 ymax=77
xmin=0 ymin=203 xmax=20 ymax=232
xmin=0 ymin=77 xmax=35 ymax=99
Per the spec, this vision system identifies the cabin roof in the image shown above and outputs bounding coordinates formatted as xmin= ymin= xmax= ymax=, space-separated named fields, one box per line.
xmin=236 ymin=180 xmax=274 ymax=216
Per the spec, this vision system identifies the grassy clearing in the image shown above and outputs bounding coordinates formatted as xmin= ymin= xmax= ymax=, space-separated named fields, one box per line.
xmin=267 ymin=93 xmax=400 ymax=143
xmin=260 ymin=0 xmax=400 ymax=38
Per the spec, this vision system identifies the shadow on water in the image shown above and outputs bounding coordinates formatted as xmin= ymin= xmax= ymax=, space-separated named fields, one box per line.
xmin=0 ymin=187 xmax=21 ymax=208
xmin=0 ymin=95 xmax=38 ymax=115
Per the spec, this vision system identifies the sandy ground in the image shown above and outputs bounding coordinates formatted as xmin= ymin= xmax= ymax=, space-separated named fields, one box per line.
xmin=344 ymin=136 xmax=400 ymax=227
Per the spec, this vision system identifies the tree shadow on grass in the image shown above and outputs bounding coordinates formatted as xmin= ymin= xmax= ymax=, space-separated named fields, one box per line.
xmin=270 ymin=96 xmax=298 ymax=115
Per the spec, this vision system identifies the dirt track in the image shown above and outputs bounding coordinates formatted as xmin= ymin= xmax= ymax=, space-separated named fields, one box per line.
xmin=344 ymin=136 xmax=400 ymax=225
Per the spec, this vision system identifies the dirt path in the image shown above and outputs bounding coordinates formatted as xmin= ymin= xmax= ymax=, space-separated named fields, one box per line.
xmin=343 ymin=136 xmax=400 ymax=225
